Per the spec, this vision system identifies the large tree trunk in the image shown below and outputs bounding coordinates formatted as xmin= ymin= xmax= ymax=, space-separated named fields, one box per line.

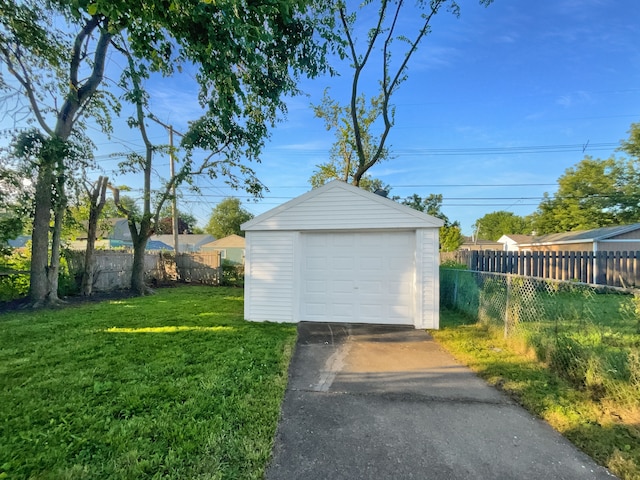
xmin=29 ymin=161 xmax=54 ymax=306
xmin=81 ymin=176 xmax=108 ymax=296
xmin=131 ymin=237 xmax=147 ymax=295
xmin=24 ymin=23 xmax=112 ymax=306
xmin=46 ymin=193 xmax=65 ymax=303
xmin=128 ymin=216 xmax=153 ymax=296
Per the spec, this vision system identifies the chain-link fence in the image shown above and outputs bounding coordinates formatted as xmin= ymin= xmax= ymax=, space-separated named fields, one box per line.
xmin=441 ymin=268 xmax=640 ymax=406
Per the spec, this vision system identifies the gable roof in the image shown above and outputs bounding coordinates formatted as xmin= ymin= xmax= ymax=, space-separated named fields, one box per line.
xmin=201 ymin=234 xmax=245 ymax=248
xmin=498 ymin=234 xmax=533 ymax=244
xmin=242 ymin=180 xmax=444 ymax=231
xmin=145 ymin=240 xmax=173 ymax=251
xmin=519 ymin=223 xmax=640 ymax=246
xmin=461 ymin=237 xmax=503 ymax=247
xmin=151 ymin=234 xmax=214 ymax=247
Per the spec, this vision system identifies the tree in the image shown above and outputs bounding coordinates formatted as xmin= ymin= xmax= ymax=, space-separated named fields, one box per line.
xmin=310 ymin=91 xmax=391 ymax=190
xmin=319 ymin=0 xmax=492 ymax=187
xmin=0 ymin=157 xmax=28 ymax=254
xmin=620 ymin=122 xmax=640 ymax=159
xmin=398 ymin=193 xmax=464 ymax=251
xmin=155 ymin=206 xmax=198 ymax=234
xmin=205 ymin=198 xmax=253 ymax=239
xmin=309 ymin=159 xmax=389 ymax=193
xmin=530 ymin=155 xmax=640 ymax=234
xmin=80 ymin=176 xmax=108 ymax=296
xmin=474 ymin=211 xmax=531 ymax=241
xmin=1 ymin=0 xmax=331 ymax=301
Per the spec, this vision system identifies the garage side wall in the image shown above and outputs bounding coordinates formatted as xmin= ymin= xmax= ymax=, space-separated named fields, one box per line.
xmin=416 ymin=228 xmax=440 ymax=329
xmin=244 ymin=231 xmax=296 ymax=322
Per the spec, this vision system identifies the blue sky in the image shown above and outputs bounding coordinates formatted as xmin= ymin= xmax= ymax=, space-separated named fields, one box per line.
xmin=185 ymin=0 xmax=640 ymax=235
xmin=8 ymin=0 xmax=640 ymax=236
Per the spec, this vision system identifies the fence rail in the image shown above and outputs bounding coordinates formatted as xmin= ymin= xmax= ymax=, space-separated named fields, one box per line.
xmin=441 ymin=250 xmax=640 ymax=287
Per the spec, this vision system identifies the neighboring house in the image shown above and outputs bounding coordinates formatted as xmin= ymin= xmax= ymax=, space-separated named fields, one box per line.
xmin=69 ymin=218 xmax=132 ymax=250
xmin=145 ymin=240 xmax=173 ymax=251
xmin=458 ymin=236 xmax=503 ymax=251
xmin=7 ymin=235 xmax=30 ymax=249
xmin=149 ymin=234 xmax=214 ymax=253
xmin=200 ymin=234 xmax=245 ymax=264
xmin=71 ymin=219 xmax=215 ymax=252
xmin=515 ymin=223 xmax=640 ymax=253
xmin=497 ymin=234 xmax=534 ymax=252
xmin=242 ymin=180 xmax=444 ymax=329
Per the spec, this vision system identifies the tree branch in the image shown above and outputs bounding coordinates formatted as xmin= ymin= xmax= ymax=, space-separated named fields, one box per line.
xmin=0 ymin=43 xmax=53 ymax=136
xmin=70 ymin=17 xmax=100 ymax=90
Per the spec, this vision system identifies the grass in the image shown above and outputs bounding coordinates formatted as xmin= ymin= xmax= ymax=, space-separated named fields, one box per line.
xmin=442 ymin=269 xmax=640 ymax=408
xmin=431 ymin=309 xmax=640 ymax=480
xmin=0 ymin=286 xmax=297 ymax=480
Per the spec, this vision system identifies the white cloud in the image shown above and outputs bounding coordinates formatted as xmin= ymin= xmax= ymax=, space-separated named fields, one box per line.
xmin=556 ymin=90 xmax=592 ymax=108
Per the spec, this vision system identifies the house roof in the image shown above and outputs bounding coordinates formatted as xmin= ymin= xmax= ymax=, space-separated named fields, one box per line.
xmin=201 ymin=234 xmax=245 ymax=248
xmin=145 ymin=240 xmax=173 ymax=251
xmin=519 ymin=223 xmax=640 ymax=246
xmin=150 ymin=234 xmax=214 ymax=247
xmin=242 ymin=180 xmax=445 ymax=231
xmin=6 ymin=235 xmax=30 ymax=248
xmin=498 ymin=234 xmax=534 ymax=244
xmin=461 ymin=237 xmax=503 ymax=247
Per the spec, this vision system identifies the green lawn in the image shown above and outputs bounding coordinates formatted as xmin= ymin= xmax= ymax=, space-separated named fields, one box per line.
xmin=432 ymin=309 xmax=640 ymax=480
xmin=0 ymin=286 xmax=296 ymax=480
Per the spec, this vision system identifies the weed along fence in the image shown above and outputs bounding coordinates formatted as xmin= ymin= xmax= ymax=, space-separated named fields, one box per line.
xmin=442 ymin=250 xmax=640 ymax=287
xmin=66 ymin=251 xmax=222 ymax=291
xmin=441 ymin=268 xmax=640 ymax=406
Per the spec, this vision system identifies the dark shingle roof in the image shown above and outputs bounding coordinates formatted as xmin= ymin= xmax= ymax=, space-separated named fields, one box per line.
xmin=521 ymin=223 xmax=640 ymax=245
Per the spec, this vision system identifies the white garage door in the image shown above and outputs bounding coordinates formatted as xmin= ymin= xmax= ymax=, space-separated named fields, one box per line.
xmin=300 ymin=231 xmax=415 ymax=325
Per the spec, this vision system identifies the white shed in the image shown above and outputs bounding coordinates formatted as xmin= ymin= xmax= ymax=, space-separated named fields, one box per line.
xmin=241 ymin=180 xmax=444 ymax=329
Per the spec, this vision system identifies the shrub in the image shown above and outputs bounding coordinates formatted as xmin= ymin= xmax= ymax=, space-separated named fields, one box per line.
xmin=0 ymin=247 xmax=78 ymax=302
xmin=221 ymin=261 xmax=244 ymax=287
xmin=440 ymin=260 xmax=467 ymax=269
xmin=0 ymin=249 xmax=31 ymax=301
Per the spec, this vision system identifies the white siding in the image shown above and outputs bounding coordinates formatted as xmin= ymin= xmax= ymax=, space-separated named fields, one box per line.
xmin=243 ymin=181 xmax=443 ymax=231
xmin=242 ymin=181 xmax=442 ymax=329
xmin=244 ymin=231 xmax=296 ymax=322
xmin=416 ymin=228 xmax=440 ymax=329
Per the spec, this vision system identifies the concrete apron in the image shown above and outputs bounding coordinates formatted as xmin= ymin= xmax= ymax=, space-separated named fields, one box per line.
xmin=266 ymin=322 xmax=616 ymax=480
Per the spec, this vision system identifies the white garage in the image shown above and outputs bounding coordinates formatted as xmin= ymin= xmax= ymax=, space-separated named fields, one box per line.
xmin=241 ymin=180 xmax=444 ymax=329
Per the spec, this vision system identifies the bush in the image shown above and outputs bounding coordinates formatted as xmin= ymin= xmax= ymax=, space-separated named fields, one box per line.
xmin=440 ymin=260 xmax=467 ymax=269
xmin=0 ymin=247 xmax=78 ymax=302
xmin=0 ymin=249 xmax=30 ymax=301
xmin=221 ymin=262 xmax=244 ymax=287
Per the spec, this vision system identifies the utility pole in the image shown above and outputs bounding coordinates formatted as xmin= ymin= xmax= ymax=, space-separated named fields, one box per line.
xmin=169 ymin=126 xmax=179 ymax=255
xmin=149 ymin=115 xmax=183 ymax=255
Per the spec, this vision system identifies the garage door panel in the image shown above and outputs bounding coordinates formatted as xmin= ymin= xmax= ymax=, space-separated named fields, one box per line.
xmin=359 ymin=280 xmax=382 ymax=293
xmin=332 ymin=257 xmax=355 ymax=272
xmin=332 ymin=279 xmax=354 ymax=292
xmin=305 ymin=280 xmax=326 ymax=293
xmin=300 ymin=232 xmax=415 ymax=325
xmin=306 ymin=256 xmax=327 ymax=271
xmin=388 ymin=280 xmax=413 ymax=294
xmin=359 ymin=257 xmax=382 ymax=269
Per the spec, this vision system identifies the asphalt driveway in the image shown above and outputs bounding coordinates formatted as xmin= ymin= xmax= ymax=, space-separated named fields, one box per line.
xmin=266 ymin=322 xmax=615 ymax=480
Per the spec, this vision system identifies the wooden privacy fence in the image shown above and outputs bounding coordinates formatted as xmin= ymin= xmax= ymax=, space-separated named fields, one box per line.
xmin=441 ymin=250 xmax=640 ymax=288
xmin=67 ymin=251 xmax=222 ymax=292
